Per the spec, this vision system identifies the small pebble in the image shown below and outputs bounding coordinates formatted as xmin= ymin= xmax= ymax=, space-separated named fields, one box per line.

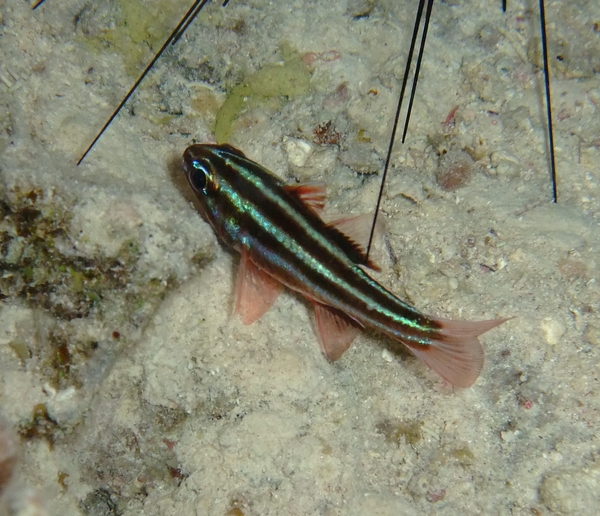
xmin=583 ymin=325 xmax=600 ymax=346
xmin=540 ymin=318 xmax=566 ymax=346
xmin=283 ymin=137 xmax=313 ymax=167
xmin=539 ymin=467 xmax=600 ymax=513
xmin=435 ymin=150 xmax=475 ymax=191
xmin=381 ymin=349 xmax=394 ymax=363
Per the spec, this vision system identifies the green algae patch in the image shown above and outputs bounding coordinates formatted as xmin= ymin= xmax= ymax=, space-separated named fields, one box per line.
xmin=76 ymin=0 xmax=191 ymax=78
xmin=450 ymin=445 xmax=476 ymax=467
xmin=376 ymin=419 xmax=423 ymax=446
xmin=9 ymin=341 xmax=30 ymax=362
xmin=18 ymin=403 xmax=60 ymax=448
xmin=214 ymin=43 xmax=312 ymax=143
xmin=0 ymin=189 xmax=137 ymax=322
xmin=0 ymin=186 xmax=213 ymax=392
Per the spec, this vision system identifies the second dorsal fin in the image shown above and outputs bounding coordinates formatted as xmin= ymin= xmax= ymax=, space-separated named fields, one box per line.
xmin=322 ymin=213 xmax=384 ymax=271
xmin=284 ymin=183 xmax=384 ymax=271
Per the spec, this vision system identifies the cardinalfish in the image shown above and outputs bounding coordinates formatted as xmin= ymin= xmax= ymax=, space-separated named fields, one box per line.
xmin=183 ymin=143 xmax=506 ymax=387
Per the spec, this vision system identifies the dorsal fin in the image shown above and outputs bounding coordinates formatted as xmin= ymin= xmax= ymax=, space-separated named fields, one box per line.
xmin=322 ymin=213 xmax=384 ymax=271
xmin=283 ymin=182 xmax=326 ymax=214
xmin=285 ymin=183 xmax=383 ymax=271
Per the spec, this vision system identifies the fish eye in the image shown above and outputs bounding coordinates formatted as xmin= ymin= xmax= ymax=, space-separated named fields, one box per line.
xmin=188 ymin=160 xmax=209 ymax=193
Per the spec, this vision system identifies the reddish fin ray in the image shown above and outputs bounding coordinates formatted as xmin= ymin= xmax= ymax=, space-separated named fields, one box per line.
xmin=323 ymin=213 xmax=385 ymax=271
xmin=284 ymin=184 xmax=384 ymax=271
xmin=284 ymin=182 xmax=327 ymax=214
xmin=313 ymin=303 xmax=361 ymax=361
xmin=234 ymin=248 xmax=283 ymax=325
xmin=406 ymin=317 xmax=508 ymax=388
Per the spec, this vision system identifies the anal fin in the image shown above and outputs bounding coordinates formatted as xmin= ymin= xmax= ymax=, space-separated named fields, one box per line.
xmin=313 ymin=302 xmax=361 ymax=361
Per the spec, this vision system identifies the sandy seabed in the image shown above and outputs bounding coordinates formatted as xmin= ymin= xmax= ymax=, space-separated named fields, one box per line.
xmin=1 ymin=0 xmax=599 ymax=514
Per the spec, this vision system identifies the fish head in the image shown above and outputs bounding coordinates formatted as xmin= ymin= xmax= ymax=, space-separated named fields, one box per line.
xmin=182 ymin=143 xmax=251 ymax=247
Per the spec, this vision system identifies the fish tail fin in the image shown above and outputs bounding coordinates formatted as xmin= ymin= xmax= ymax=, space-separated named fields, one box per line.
xmin=406 ymin=317 xmax=508 ymax=388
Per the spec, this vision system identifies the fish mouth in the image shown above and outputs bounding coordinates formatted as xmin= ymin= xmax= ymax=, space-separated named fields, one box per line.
xmin=182 ymin=157 xmax=191 ymax=175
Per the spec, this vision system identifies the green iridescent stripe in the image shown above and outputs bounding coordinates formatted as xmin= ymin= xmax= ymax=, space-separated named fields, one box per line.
xmin=214 ymin=149 xmax=437 ymax=340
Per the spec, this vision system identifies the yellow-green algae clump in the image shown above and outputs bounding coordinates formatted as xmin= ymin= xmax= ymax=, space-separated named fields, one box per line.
xmin=77 ymin=0 xmax=192 ymax=78
xmin=376 ymin=419 xmax=423 ymax=446
xmin=214 ymin=43 xmax=312 ymax=143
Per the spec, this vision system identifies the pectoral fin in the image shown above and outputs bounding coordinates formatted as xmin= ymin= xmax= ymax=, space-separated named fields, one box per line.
xmin=234 ymin=248 xmax=283 ymax=325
